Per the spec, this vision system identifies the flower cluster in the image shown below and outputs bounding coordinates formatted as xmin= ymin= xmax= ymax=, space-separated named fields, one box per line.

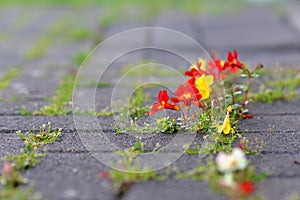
xmin=185 ymin=50 xmax=242 ymax=83
xmin=149 ymin=50 xmax=255 ymax=133
xmin=150 ymin=51 xmax=238 ymax=114
xmin=216 ymin=148 xmax=255 ymax=197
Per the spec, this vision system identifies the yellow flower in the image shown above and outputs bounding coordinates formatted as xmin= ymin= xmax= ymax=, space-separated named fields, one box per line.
xmin=227 ymin=105 xmax=232 ymax=113
xmin=190 ymin=58 xmax=207 ymax=71
xmin=218 ymin=108 xmax=232 ymax=134
xmin=195 ymin=74 xmax=214 ymax=99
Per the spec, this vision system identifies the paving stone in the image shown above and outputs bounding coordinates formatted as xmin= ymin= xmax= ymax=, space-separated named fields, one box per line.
xmin=286 ymin=2 xmax=300 ymax=34
xmin=0 ymin=130 xmax=130 ymax=156
xmin=199 ymin=5 xmax=300 ymax=67
xmin=100 ymin=25 xmax=151 ymax=51
xmin=46 ymin=41 xmax=92 ymax=62
xmin=1 ymin=65 xmax=66 ymax=100
xmin=151 ymin=29 xmax=209 ymax=65
xmin=0 ymin=114 xmax=299 ymax=155
xmin=210 ymin=48 xmax=300 ymax=68
xmin=0 ymin=130 xmax=84 ymax=158
xmin=103 ymin=21 xmax=148 ymax=39
xmin=0 ymin=116 xmax=117 ymax=132
xmin=0 ymin=133 xmax=24 ymax=158
xmin=0 ymin=128 xmax=197 ymax=156
xmin=121 ymin=153 xmax=299 ymax=200
xmin=141 ymin=48 xmax=200 ymax=71
xmin=257 ymin=177 xmax=300 ymax=200
xmin=177 ymin=153 xmax=300 ymax=177
xmin=238 ymin=115 xmax=300 ymax=132
xmin=0 ymin=53 xmax=24 ymax=69
xmin=242 ymin=131 xmax=300 ymax=154
xmin=1 ymin=42 xmax=90 ymax=100
xmin=1 ymin=145 xmax=299 ymax=199
xmin=0 ymin=7 xmax=23 ymax=33
xmin=0 ymin=7 xmax=102 ymax=101
xmin=0 ymin=8 xmax=66 ymax=55
xmin=76 ymin=50 xmax=145 ymax=87
xmin=0 ymin=101 xmax=50 ymax=115
xmin=249 ymin=153 xmax=300 ymax=177
xmin=154 ymin=10 xmax=198 ymax=40
xmin=123 ymin=176 xmax=300 ymax=200
xmin=123 ymin=179 xmax=224 ymax=200
xmin=22 ymin=153 xmax=114 ymax=200
xmin=202 ymin=6 xmax=300 ymax=50
xmin=247 ymin=101 xmax=300 ymax=116
xmin=2 ymin=127 xmax=299 ymax=173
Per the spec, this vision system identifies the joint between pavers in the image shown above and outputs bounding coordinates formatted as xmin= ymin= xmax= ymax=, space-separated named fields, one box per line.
xmin=260 ymin=150 xmax=300 ymax=155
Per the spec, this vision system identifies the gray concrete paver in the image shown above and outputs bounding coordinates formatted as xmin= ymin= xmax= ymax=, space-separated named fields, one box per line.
xmin=202 ymin=6 xmax=300 ymax=49
xmin=23 ymin=153 xmax=114 ymax=200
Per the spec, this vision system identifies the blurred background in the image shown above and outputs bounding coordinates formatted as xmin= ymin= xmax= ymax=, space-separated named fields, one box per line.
xmin=0 ymin=0 xmax=300 ymax=102
xmin=1 ymin=0 xmax=300 ymax=66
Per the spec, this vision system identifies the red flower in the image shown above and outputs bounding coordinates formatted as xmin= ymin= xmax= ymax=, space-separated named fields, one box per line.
xmin=148 ymin=90 xmax=180 ymax=115
xmin=172 ymin=84 xmax=203 ymax=108
xmin=207 ymin=59 xmax=226 ymax=80
xmin=184 ymin=60 xmax=206 ymax=77
xmin=208 ymin=59 xmax=223 ymax=73
xmin=239 ymin=181 xmax=255 ymax=195
xmin=186 ymin=76 xmax=196 ymax=85
xmin=223 ymin=50 xmax=243 ymax=73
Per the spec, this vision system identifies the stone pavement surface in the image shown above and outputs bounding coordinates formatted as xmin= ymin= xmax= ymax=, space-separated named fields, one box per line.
xmin=0 ymin=3 xmax=300 ymax=200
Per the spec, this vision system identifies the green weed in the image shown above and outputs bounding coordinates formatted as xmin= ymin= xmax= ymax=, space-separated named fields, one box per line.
xmin=113 ymin=87 xmax=151 ymax=127
xmin=127 ymin=87 xmax=150 ymax=119
xmin=121 ymin=63 xmax=184 ymax=77
xmin=102 ymin=138 xmax=165 ymax=196
xmin=24 ymin=38 xmax=51 ymax=60
xmin=17 ymin=122 xmax=62 ymax=148
xmin=78 ymin=80 xmax=111 ymax=88
xmin=0 ymin=122 xmax=61 ymax=199
xmin=249 ymin=68 xmax=300 ymax=103
xmin=5 ymin=122 xmax=62 ymax=170
xmin=0 ymin=67 xmax=22 ymax=97
xmin=156 ymin=117 xmax=180 ymax=133
xmin=36 ymin=74 xmax=75 ymax=115
xmin=74 ymin=51 xmax=89 ymax=66
xmin=0 ymin=184 xmax=41 ymax=200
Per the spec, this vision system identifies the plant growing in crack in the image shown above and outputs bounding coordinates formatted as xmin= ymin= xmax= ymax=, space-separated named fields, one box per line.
xmin=249 ymin=67 xmax=300 ymax=103
xmin=113 ymin=50 xmax=264 ymax=157
xmin=148 ymin=50 xmax=263 ymax=132
xmin=99 ymin=140 xmax=266 ymax=199
xmin=214 ymin=148 xmax=267 ymax=199
xmin=175 ymin=148 xmax=267 ymax=199
xmin=99 ymin=138 xmax=166 ymax=197
xmin=0 ymin=122 xmax=62 ymax=199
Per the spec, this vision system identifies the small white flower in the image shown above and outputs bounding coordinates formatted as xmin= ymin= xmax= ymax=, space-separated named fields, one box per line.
xmin=216 ymin=148 xmax=247 ymax=173
xmin=231 ymin=148 xmax=247 ymax=170
xmin=222 ymin=173 xmax=235 ymax=187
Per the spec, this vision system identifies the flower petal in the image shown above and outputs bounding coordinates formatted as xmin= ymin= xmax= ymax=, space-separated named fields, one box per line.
xmin=148 ymin=103 xmax=164 ymax=116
